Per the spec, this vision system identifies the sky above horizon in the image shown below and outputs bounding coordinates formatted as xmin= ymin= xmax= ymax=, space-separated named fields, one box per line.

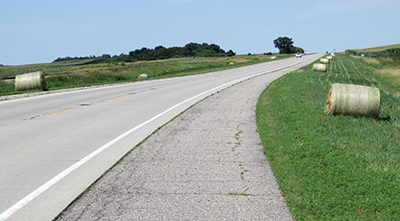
xmin=1 ymin=0 xmax=399 ymax=65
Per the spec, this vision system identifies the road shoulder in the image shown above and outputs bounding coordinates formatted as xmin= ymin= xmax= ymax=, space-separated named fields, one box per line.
xmin=56 ymin=60 xmax=316 ymax=220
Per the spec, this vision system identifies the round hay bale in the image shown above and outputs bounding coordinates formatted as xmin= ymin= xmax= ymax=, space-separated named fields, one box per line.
xmin=326 ymin=83 xmax=380 ymax=118
xmin=331 ymin=52 xmax=335 ymax=57
xmin=15 ymin=71 xmax=46 ymax=92
xmin=271 ymin=56 xmax=276 ymax=59
xmin=137 ymin=74 xmax=148 ymax=79
xmin=312 ymin=63 xmax=327 ymax=72
xmin=229 ymin=62 xmax=235 ymax=66
xmin=320 ymin=58 xmax=330 ymax=64
xmin=326 ymin=56 xmax=333 ymax=60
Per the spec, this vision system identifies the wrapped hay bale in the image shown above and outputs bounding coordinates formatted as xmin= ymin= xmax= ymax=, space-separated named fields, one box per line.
xmin=271 ymin=56 xmax=276 ymax=59
xmin=137 ymin=74 xmax=148 ymax=79
xmin=326 ymin=83 xmax=380 ymax=118
xmin=15 ymin=71 xmax=46 ymax=92
xmin=327 ymin=56 xmax=333 ymax=60
xmin=320 ymin=58 xmax=330 ymax=64
xmin=331 ymin=52 xmax=335 ymax=57
xmin=312 ymin=63 xmax=327 ymax=72
xmin=229 ymin=62 xmax=235 ymax=66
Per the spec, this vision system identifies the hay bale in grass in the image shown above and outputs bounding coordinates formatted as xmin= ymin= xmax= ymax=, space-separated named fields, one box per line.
xmin=331 ymin=52 xmax=335 ymax=57
xmin=229 ymin=62 xmax=235 ymax=66
xmin=312 ymin=63 xmax=327 ymax=72
xmin=15 ymin=71 xmax=46 ymax=92
xmin=320 ymin=58 xmax=330 ymax=64
xmin=326 ymin=83 xmax=380 ymax=118
xmin=327 ymin=56 xmax=333 ymax=60
xmin=271 ymin=56 xmax=276 ymax=59
xmin=137 ymin=74 xmax=148 ymax=79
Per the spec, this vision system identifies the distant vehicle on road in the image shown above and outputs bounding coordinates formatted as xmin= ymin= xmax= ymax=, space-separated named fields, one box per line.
xmin=296 ymin=52 xmax=302 ymax=58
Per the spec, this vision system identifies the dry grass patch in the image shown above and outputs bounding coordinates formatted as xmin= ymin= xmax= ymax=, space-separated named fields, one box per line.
xmin=363 ymin=57 xmax=381 ymax=65
xmin=377 ymin=68 xmax=400 ymax=82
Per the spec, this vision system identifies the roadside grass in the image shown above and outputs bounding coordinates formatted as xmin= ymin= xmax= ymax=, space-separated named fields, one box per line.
xmin=256 ymin=53 xmax=400 ymax=220
xmin=0 ymin=54 xmax=291 ymax=96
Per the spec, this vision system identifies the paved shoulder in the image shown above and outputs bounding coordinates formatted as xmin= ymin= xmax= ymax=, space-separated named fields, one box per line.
xmin=56 ymin=62 xmax=312 ymax=220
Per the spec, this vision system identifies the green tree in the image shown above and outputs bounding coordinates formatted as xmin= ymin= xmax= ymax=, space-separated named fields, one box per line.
xmin=227 ymin=50 xmax=236 ymax=56
xmin=290 ymin=46 xmax=305 ymax=53
xmin=198 ymin=49 xmax=215 ymax=57
xmin=273 ymin=36 xmax=294 ymax=54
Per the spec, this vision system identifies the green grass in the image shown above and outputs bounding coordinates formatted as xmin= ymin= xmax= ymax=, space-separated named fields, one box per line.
xmin=347 ymin=44 xmax=400 ymax=53
xmin=0 ymin=54 xmax=292 ymax=96
xmin=0 ymin=59 xmax=100 ymax=79
xmin=256 ymin=53 xmax=400 ymax=220
xmin=346 ymin=44 xmax=400 ymax=58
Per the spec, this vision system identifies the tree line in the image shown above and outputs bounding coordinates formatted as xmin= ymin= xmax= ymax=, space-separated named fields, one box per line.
xmin=53 ymin=42 xmax=236 ymax=63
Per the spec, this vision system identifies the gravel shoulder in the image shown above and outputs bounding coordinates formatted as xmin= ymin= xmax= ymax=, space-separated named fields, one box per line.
xmin=56 ymin=60 xmax=315 ymax=220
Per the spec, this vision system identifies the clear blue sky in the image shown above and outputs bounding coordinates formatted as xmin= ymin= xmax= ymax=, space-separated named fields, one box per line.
xmin=1 ymin=0 xmax=399 ymax=65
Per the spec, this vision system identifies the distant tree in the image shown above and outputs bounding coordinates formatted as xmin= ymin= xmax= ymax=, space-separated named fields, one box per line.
xmin=184 ymin=42 xmax=201 ymax=56
xmin=227 ymin=50 xmax=236 ymax=56
xmin=154 ymin=45 xmax=168 ymax=59
xmin=290 ymin=46 xmax=305 ymax=53
xmin=273 ymin=36 xmax=294 ymax=54
xmin=209 ymin=44 xmax=225 ymax=54
xmin=273 ymin=37 xmax=305 ymax=54
xmin=101 ymin=54 xmax=111 ymax=59
xmin=53 ymin=42 xmax=235 ymax=63
xmin=198 ymin=49 xmax=216 ymax=57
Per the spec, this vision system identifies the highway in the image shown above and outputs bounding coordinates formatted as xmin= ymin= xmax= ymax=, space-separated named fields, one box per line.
xmin=0 ymin=55 xmax=321 ymax=220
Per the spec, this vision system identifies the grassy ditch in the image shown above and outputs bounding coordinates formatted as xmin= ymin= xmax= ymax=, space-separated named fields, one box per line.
xmin=0 ymin=54 xmax=291 ymax=96
xmin=256 ymin=53 xmax=400 ymax=220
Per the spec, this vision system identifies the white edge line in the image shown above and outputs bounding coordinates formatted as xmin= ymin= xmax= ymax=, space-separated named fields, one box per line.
xmin=0 ymin=58 xmax=310 ymax=221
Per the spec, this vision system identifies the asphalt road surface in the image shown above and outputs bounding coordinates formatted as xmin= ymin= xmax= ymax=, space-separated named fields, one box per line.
xmin=0 ymin=55 xmax=321 ymax=220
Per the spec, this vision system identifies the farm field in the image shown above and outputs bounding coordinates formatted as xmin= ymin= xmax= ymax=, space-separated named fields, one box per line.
xmin=0 ymin=54 xmax=291 ymax=96
xmin=347 ymin=43 xmax=400 ymax=53
xmin=256 ymin=52 xmax=400 ymax=220
xmin=346 ymin=43 xmax=400 ymax=58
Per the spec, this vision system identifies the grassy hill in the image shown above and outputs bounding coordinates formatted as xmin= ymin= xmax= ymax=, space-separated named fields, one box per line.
xmin=347 ymin=43 xmax=400 ymax=53
xmin=0 ymin=54 xmax=291 ymax=96
xmin=256 ymin=46 xmax=400 ymax=220
xmin=346 ymin=43 xmax=400 ymax=58
xmin=0 ymin=59 xmax=103 ymax=79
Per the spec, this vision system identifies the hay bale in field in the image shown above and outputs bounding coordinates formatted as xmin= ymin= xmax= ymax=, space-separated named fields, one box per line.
xmin=320 ymin=58 xmax=330 ymax=64
xmin=271 ymin=56 xmax=276 ymax=59
xmin=326 ymin=56 xmax=333 ymax=60
xmin=15 ymin=71 xmax=46 ymax=92
xmin=137 ymin=74 xmax=148 ymax=79
xmin=312 ymin=63 xmax=327 ymax=72
xmin=326 ymin=83 xmax=380 ymax=118
xmin=229 ymin=62 xmax=235 ymax=66
xmin=331 ymin=52 xmax=335 ymax=57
